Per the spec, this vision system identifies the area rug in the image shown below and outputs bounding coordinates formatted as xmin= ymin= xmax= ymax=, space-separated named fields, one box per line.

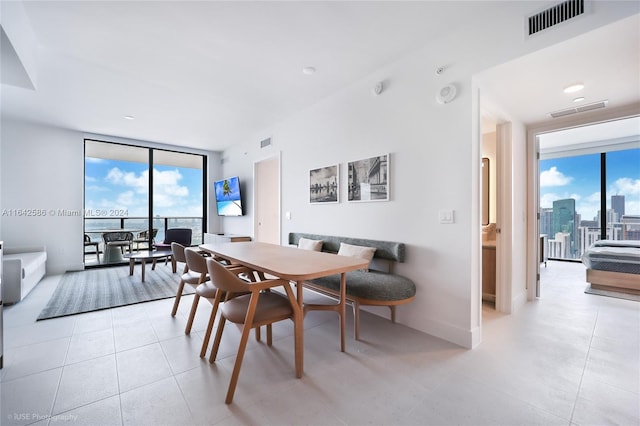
xmin=37 ymin=264 xmax=194 ymax=320
xmin=584 ymin=285 xmax=640 ymax=302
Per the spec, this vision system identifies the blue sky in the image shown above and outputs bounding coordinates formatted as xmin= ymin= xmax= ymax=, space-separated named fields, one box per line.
xmin=540 ymin=148 xmax=640 ymax=221
xmin=85 ymin=158 xmax=203 ymax=218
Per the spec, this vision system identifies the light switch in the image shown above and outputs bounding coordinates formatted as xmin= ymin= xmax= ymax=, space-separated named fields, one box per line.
xmin=439 ymin=209 xmax=454 ymax=224
xmin=286 ymin=211 xmax=291 ymax=220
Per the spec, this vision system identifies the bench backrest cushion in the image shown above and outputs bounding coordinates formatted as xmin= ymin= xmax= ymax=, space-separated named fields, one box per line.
xmin=288 ymin=233 xmax=405 ymax=263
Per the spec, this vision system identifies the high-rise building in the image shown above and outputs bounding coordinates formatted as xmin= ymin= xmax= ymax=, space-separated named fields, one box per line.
xmin=540 ymin=208 xmax=553 ymax=237
xmin=611 ymin=195 xmax=625 ymax=220
xmin=553 ymin=199 xmax=577 ymax=258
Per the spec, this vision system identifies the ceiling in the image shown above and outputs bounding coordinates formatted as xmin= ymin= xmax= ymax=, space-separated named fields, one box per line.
xmin=1 ymin=2 xmax=639 ymax=152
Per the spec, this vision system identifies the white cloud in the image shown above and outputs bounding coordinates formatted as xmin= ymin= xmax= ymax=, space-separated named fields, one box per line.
xmin=86 ymin=185 xmax=109 ymax=192
xmin=611 ymin=177 xmax=640 ymax=195
xmin=105 ymin=167 xmax=190 ymax=211
xmin=540 ymin=167 xmax=572 ymax=187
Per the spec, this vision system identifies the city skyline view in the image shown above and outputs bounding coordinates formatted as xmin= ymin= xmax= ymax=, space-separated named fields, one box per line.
xmin=540 ymin=148 xmax=640 ymax=222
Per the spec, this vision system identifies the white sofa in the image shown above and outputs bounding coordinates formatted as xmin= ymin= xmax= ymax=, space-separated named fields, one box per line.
xmin=2 ymin=246 xmax=47 ymax=304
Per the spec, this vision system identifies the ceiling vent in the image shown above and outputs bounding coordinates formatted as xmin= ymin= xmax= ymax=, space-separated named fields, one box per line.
xmin=549 ymin=100 xmax=608 ymax=118
xmin=260 ymin=137 xmax=272 ymax=148
xmin=527 ymin=0 xmax=585 ymax=36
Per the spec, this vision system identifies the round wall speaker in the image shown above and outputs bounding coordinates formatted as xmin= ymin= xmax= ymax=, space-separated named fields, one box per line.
xmin=436 ymin=84 xmax=457 ymax=104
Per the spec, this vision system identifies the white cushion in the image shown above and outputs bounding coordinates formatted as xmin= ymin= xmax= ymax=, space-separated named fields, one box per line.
xmin=298 ymin=237 xmax=323 ymax=251
xmin=337 ymin=242 xmax=376 ymax=271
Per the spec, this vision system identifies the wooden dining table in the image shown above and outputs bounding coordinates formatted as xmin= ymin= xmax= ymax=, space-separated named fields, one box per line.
xmin=199 ymin=241 xmax=369 ymax=367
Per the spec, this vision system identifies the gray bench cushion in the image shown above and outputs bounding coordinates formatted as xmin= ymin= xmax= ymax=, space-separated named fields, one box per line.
xmin=310 ymin=270 xmax=416 ymax=302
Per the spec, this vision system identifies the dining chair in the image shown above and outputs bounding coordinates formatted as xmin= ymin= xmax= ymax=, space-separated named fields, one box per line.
xmin=155 ymin=228 xmax=193 ymax=272
xmin=170 ymin=242 xmax=191 ymax=317
xmin=182 ymin=247 xmax=211 ymax=333
xmin=205 ymin=257 xmax=301 ymax=404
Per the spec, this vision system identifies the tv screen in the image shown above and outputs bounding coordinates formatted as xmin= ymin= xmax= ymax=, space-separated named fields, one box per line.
xmin=214 ymin=176 xmax=243 ymax=216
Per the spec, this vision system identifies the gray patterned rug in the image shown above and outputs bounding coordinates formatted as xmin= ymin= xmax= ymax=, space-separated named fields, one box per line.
xmin=37 ymin=264 xmax=194 ymax=320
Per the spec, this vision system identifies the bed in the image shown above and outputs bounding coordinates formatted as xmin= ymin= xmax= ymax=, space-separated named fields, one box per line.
xmin=582 ymin=240 xmax=640 ymax=294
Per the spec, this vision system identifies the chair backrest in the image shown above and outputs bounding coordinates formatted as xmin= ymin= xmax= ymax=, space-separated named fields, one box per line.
xmin=184 ymin=247 xmax=207 ymax=274
xmin=164 ymin=228 xmax=192 ymax=246
xmin=206 ymin=258 xmax=251 ymax=294
xmin=84 ymin=234 xmax=91 ymax=243
xmin=103 ymin=231 xmax=133 ymax=243
xmin=171 ymin=242 xmax=187 ymax=264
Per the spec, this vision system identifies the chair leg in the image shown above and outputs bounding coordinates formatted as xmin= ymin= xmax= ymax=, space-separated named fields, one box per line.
xmin=225 ymin=300 xmax=258 ymax=404
xmin=210 ymin=316 xmax=227 ymax=363
xmin=185 ymin=293 xmax=200 ymax=334
xmin=266 ymin=324 xmax=272 ymax=346
xmin=171 ymin=280 xmax=186 ymax=317
xmin=255 ymin=326 xmax=261 ymax=342
xmin=389 ymin=305 xmax=396 ymax=323
xmin=200 ymin=291 xmax=223 ymax=358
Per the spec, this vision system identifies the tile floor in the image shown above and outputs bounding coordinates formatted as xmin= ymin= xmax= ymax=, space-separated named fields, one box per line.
xmin=1 ymin=261 xmax=638 ymax=426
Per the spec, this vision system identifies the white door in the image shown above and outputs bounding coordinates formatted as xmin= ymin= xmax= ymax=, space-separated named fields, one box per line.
xmin=253 ymin=155 xmax=280 ymax=244
xmin=495 ymin=122 xmax=513 ymax=313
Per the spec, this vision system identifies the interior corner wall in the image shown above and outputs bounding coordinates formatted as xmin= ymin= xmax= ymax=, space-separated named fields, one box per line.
xmin=1 ymin=119 xmax=84 ymax=274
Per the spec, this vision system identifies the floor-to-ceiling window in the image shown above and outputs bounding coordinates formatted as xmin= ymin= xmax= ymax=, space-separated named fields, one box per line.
xmin=84 ymin=140 xmax=206 ymax=267
xmin=539 ymin=117 xmax=640 ymax=261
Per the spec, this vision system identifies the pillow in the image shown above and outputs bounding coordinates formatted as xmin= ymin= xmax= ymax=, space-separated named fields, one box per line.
xmin=337 ymin=242 xmax=376 ymax=271
xmin=298 ymin=237 xmax=323 ymax=252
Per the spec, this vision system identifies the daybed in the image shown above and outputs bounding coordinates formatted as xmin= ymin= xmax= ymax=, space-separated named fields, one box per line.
xmin=288 ymin=232 xmax=416 ymax=339
xmin=582 ymin=240 xmax=640 ymax=294
xmin=2 ymin=246 xmax=47 ymax=304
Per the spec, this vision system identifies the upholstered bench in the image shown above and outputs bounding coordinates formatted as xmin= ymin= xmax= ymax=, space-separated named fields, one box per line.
xmin=288 ymin=232 xmax=416 ymax=339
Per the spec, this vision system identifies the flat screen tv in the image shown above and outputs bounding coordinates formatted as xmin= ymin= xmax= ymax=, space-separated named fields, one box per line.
xmin=214 ymin=176 xmax=243 ymax=216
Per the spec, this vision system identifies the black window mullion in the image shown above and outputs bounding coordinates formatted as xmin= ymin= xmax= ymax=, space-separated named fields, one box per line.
xmin=600 ymin=153 xmax=607 ymax=240
xmin=148 ymin=149 xmax=154 ymax=249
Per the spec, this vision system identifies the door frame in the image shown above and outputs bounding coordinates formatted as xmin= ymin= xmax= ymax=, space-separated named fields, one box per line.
xmin=525 ymin=103 xmax=640 ymax=300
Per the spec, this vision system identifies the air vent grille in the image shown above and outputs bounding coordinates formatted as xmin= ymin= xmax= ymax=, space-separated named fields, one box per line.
xmin=528 ymin=0 xmax=584 ymax=36
xmin=260 ymin=137 xmax=272 ymax=148
xmin=549 ymin=100 xmax=608 ymax=118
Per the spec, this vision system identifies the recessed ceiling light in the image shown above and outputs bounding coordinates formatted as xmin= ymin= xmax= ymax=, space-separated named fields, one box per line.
xmin=302 ymin=66 xmax=316 ymax=75
xmin=124 ymin=115 xmax=135 ymax=120
xmin=563 ymin=83 xmax=584 ymax=93
xmin=573 ymin=97 xmax=585 ymax=103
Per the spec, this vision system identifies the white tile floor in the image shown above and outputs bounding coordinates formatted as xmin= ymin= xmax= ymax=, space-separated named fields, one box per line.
xmin=1 ymin=261 xmax=638 ymax=426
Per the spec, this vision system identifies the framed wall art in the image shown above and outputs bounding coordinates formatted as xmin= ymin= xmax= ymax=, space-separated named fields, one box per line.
xmin=309 ymin=164 xmax=339 ymax=203
xmin=347 ymin=154 xmax=389 ymax=202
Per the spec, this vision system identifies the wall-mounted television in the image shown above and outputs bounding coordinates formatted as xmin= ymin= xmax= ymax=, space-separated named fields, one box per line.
xmin=214 ymin=176 xmax=243 ymax=216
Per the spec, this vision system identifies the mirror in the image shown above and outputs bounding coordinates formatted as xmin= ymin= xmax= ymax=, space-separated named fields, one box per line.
xmin=482 ymin=158 xmax=489 ymax=225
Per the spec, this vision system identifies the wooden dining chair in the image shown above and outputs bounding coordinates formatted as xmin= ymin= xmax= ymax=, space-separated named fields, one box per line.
xmin=205 ymin=258 xmax=302 ymax=404
xmin=170 ymin=242 xmax=192 ymax=317
xmin=183 ymin=247 xmax=211 ymax=333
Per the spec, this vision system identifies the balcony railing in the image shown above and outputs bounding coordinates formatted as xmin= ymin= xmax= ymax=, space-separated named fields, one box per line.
xmin=84 ymin=216 xmax=204 ymax=266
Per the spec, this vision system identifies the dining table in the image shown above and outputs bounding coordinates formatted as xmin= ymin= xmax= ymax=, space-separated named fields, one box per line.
xmin=199 ymin=241 xmax=369 ymax=373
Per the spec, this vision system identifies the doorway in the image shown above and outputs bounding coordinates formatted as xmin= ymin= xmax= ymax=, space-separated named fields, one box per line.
xmin=534 ymin=115 xmax=640 ymax=297
xmin=253 ymin=154 xmax=281 ymax=244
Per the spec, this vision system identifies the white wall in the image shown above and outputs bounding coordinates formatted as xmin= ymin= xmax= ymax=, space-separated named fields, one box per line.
xmin=219 ymin=4 xmax=638 ymax=348
xmin=1 ymin=120 xmax=84 ymax=274
xmin=0 ymin=119 xmax=221 ymax=274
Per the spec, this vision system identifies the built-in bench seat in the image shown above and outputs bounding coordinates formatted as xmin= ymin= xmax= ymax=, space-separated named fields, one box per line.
xmin=288 ymin=232 xmax=416 ymax=339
